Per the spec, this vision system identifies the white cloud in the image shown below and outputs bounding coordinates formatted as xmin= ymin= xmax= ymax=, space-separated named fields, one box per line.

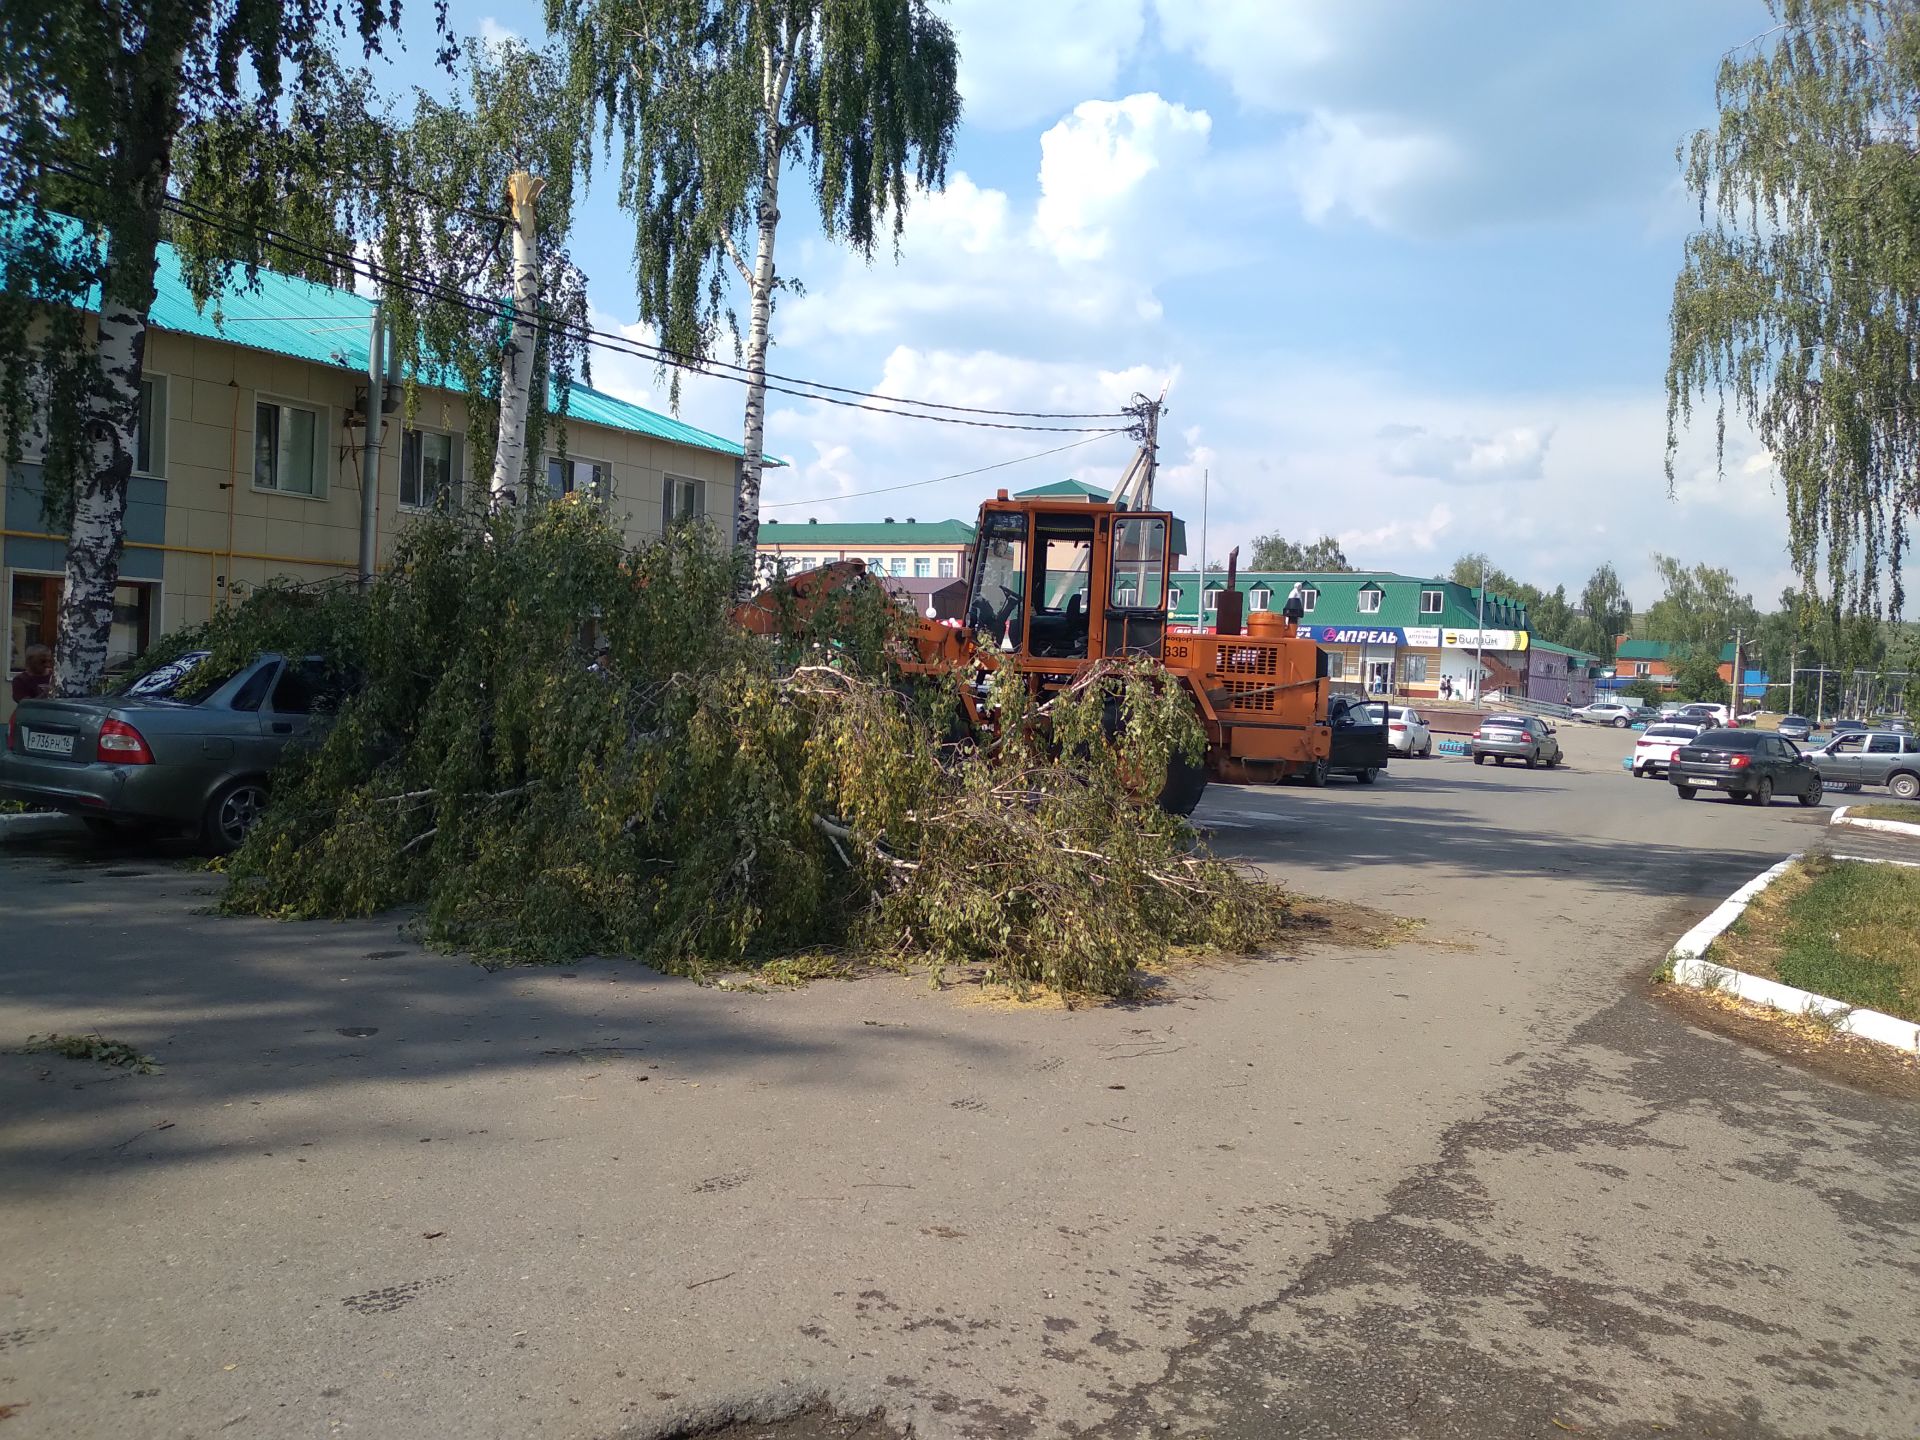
xmin=1034 ymin=95 xmax=1212 ymax=261
xmin=1337 ymin=502 xmax=1456 ymax=558
xmin=1378 ymin=422 xmax=1553 ymax=486
xmin=1284 ymin=110 xmax=1461 ymax=231
xmin=947 ymin=0 xmax=1147 ymax=130
xmin=478 ymin=16 xmax=521 ymax=50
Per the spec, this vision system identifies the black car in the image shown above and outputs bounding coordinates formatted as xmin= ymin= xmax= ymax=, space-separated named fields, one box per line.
xmin=1829 ymin=719 xmax=1868 ymax=735
xmin=1667 ymin=727 xmax=1821 ymax=806
xmin=1307 ymin=694 xmax=1389 ymax=785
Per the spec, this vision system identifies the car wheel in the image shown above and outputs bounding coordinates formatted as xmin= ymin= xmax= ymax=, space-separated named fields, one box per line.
xmin=1525 ymin=752 xmax=1538 ymax=769
xmin=1613 ymin=715 xmax=1629 ymax=728
xmin=1754 ymin=776 xmax=1774 ymax=807
xmin=1473 ymin=754 xmax=1485 ymax=765
xmin=1303 ymin=756 xmax=1330 ymax=788
xmin=1421 ymin=739 xmax=1432 ymax=758
xmin=1798 ymin=779 xmax=1821 ymax=808
xmin=1890 ymin=771 xmax=1920 ymax=801
xmin=1676 ymin=785 xmax=1696 ymax=799
xmin=200 ymin=777 xmax=269 ymax=855
xmin=1356 ymin=767 xmax=1377 ymax=785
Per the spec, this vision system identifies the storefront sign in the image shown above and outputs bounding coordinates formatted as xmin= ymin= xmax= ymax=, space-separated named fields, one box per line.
xmin=1433 ymin=627 xmax=1528 ymax=652
xmin=1298 ymin=625 xmax=1405 ymax=646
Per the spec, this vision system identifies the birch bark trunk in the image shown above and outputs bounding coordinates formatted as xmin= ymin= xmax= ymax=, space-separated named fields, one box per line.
xmin=734 ymin=176 xmax=779 ymax=569
xmin=491 ymin=170 xmax=545 ymax=510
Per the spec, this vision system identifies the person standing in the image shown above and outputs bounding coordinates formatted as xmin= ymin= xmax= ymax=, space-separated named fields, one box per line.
xmin=10 ymin=643 xmax=52 ymax=704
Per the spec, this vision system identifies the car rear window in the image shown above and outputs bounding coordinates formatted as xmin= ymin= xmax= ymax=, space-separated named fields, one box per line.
xmin=113 ymin=651 xmax=233 ymax=705
xmin=1645 ymin=725 xmax=1697 ymax=739
xmin=1485 ymin=715 xmax=1528 ymax=728
xmin=1688 ymin=727 xmax=1759 ymax=748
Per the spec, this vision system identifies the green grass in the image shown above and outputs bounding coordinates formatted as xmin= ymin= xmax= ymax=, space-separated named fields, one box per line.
xmin=1846 ymin=802 xmax=1920 ymax=825
xmin=1709 ymin=855 xmax=1920 ymax=1023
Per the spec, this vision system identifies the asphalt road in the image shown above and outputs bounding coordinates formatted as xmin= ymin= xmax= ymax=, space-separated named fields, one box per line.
xmin=1 ymin=721 xmax=1915 ymax=1440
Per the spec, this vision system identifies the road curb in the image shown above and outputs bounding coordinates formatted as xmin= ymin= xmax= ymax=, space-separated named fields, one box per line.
xmin=1828 ymin=804 xmax=1920 ymax=839
xmin=0 ymin=811 xmax=77 ymax=838
xmin=1665 ymin=852 xmax=1920 ymax=1054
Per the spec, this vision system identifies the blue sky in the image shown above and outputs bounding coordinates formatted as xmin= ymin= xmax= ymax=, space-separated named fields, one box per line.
xmin=390 ymin=0 xmax=1786 ymax=610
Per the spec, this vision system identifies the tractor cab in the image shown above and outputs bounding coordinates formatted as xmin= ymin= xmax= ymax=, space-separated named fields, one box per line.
xmin=962 ymin=495 xmax=1175 ymax=677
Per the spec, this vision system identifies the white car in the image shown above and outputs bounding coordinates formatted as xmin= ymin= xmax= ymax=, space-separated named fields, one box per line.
xmin=1575 ymin=700 xmax=1639 ymax=728
xmin=1378 ymin=705 xmax=1433 ymax=757
xmin=1630 ymin=721 xmax=1708 ymax=777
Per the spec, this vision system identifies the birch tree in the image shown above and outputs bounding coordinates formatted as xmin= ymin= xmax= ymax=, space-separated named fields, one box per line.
xmin=1668 ymin=0 xmax=1920 ymax=623
xmin=0 ymin=0 xmax=413 ymax=698
xmin=548 ymin=0 xmax=962 ymax=566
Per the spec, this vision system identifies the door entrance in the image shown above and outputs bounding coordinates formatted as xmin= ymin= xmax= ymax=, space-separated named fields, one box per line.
xmin=1368 ymin=660 xmax=1392 ymax=695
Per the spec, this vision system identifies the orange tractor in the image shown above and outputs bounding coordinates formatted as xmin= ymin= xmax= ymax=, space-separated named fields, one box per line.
xmin=745 ymin=485 xmax=1333 ymax=814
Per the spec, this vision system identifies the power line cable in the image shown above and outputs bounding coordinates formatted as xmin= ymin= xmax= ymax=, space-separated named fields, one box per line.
xmin=16 ymin=155 xmax=1134 ymax=426
xmin=760 ymin=428 xmax=1127 ymax=509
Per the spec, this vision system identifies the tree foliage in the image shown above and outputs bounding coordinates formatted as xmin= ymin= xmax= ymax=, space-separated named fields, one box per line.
xmin=548 ymin=0 xmax=963 ymax=559
xmin=1644 ymin=552 xmax=1759 ymax=657
xmin=1249 ymin=533 xmax=1350 ymax=572
xmin=1576 ymin=563 xmax=1633 ymax=658
xmin=186 ymin=505 xmax=1282 ymax=996
xmin=1668 ymin=0 xmax=1920 ymax=621
xmin=0 ymin=0 xmax=417 ymax=696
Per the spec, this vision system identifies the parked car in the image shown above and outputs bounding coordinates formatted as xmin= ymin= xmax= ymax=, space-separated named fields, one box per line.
xmin=1668 ymin=727 xmax=1821 ymax=806
xmin=1313 ymin=694 xmax=1390 ymax=785
xmin=0 ymin=651 xmax=351 ymax=851
xmin=1365 ymin=703 xmax=1433 ymax=758
xmin=1572 ymin=700 xmax=1638 ymax=728
xmin=1806 ymin=730 xmax=1920 ymax=800
xmin=1629 ymin=721 xmax=1707 ymax=778
xmin=1471 ymin=714 xmax=1563 ymax=768
xmin=1656 ymin=703 xmax=1691 ymax=722
xmin=1776 ymin=714 xmax=1813 ymax=741
xmin=1829 ymin=718 xmax=1868 ymax=735
xmin=1870 ymin=714 xmax=1915 ymax=736
xmin=1678 ymin=702 xmax=1731 ymax=728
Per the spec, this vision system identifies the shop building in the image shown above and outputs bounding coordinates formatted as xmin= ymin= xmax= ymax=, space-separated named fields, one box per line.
xmin=4 ymin=231 xmax=756 ymax=718
xmin=1167 ymin=570 xmax=1534 ymax=700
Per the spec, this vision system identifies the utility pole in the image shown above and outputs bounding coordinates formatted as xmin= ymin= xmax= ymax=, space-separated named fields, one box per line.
xmin=1198 ymin=466 xmax=1209 ymax=623
xmin=1475 ymin=556 xmax=1486 ymax=703
xmin=1728 ymin=627 xmax=1742 ymax=718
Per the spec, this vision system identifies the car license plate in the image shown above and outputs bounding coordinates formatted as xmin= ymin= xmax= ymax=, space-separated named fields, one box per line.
xmin=1490 ymin=731 xmax=1520 ymax=742
xmin=1693 ymin=777 xmax=1721 ymax=786
xmin=22 ymin=729 xmax=74 ymax=757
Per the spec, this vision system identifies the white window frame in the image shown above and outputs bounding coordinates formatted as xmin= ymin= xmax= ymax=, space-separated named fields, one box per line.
xmin=1420 ymin=588 xmax=1443 ymax=615
xmin=1301 ymin=587 xmax=1318 ymax=613
xmin=914 ymin=557 xmax=931 ymax=578
xmin=134 ymin=373 xmax=168 ymax=479
xmin=890 ymin=557 xmax=907 ymax=577
xmin=1117 ymin=585 xmax=1138 ymax=607
xmin=662 ymin=472 xmax=702 ymax=526
xmin=1358 ymin=587 xmax=1383 ymax=615
xmin=1202 ymin=585 xmax=1221 ymax=615
xmin=1634 ymin=662 xmax=1651 ymax=677
xmin=252 ymin=396 xmax=327 ymax=499
xmin=868 ymin=557 xmax=885 ymax=576
xmin=546 ymin=452 xmax=611 ymax=502
xmin=1249 ymin=586 xmax=1271 ymax=612
xmin=399 ymin=427 xmax=459 ymax=511
xmin=1168 ymin=587 xmax=1182 ymax=609
xmin=938 ymin=556 xmax=956 ymax=579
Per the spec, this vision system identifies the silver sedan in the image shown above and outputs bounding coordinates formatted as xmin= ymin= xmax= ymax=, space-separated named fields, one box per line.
xmin=1470 ymin=714 xmax=1564 ymax=769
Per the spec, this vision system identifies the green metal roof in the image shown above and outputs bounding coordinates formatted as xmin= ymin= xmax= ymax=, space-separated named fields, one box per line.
xmin=1528 ymin=638 xmax=1602 ymax=662
xmin=12 ymin=212 xmax=759 ymax=461
xmin=1168 ymin=571 xmax=1522 ymax=630
xmin=759 ymin=518 xmax=976 ymax=548
xmin=1014 ymin=478 xmax=1110 ymax=499
xmin=1615 ymin=639 xmax=1672 ymax=661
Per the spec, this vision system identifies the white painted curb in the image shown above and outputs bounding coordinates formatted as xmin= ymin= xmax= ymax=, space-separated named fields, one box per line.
xmin=0 ymin=812 xmax=76 ymax=838
xmin=1666 ymin=852 xmax=1920 ymax=1054
xmin=1828 ymin=804 xmax=1920 ymax=839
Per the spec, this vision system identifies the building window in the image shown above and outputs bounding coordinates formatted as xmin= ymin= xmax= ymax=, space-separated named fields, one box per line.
xmin=794 ymin=557 xmax=814 ymax=572
xmin=1402 ymin=655 xmax=1429 ymax=684
xmin=547 ymin=454 xmax=609 ymax=500
xmin=1325 ymin=652 xmax=1345 ymax=679
xmin=1168 ymin=587 xmax=1182 ymax=609
xmin=1117 ymin=586 xmax=1137 ymax=607
xmin=889 ymin=557 xmax=907 ymax=576
xmin=914 ymin=557 xmax=931 ymax=578
xmin=135 ymin=375 xmax=167 ymax=478
xmin=938 ymin=556 xmax=956 ymax=578
xmin=1420 ymin=589 xmax=1443 ymax=614
xmin=254 ymin=400 xmax=321 ymax=495
xmin=1249 ymin=586 xmax=1271 ymax=612
xmin=1202 ymin=586 xmax=1221 ymax=615
xmin=1358 ymin=586 xmax=1383 ymax=614
xmin=1634 ymin=662 xmax=1650 ymax=677
xmin=1301 ymin=587 xmax=1318 ymax=613
xmin=661 ymin=474 xmax=701 ymax=524
xmin=868 ymin=557 xmax=885 ymax=576
xmin=400 ymin=429 xmax=456 ymax=510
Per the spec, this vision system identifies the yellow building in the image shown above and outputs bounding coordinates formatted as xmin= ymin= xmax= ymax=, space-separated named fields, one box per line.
xmin=4 ymin=237 xmax=753 ymax=715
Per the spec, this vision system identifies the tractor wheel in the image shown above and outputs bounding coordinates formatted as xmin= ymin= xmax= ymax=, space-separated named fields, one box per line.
xmin=1158 ymin=752 xmax=1210 ymax=817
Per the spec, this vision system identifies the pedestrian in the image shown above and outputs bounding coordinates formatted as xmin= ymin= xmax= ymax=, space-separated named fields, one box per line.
xmin=10 ymin=643 xmax=51 ymax=704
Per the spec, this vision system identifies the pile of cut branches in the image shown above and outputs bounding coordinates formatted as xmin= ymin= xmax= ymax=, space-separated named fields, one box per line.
xmin=180 ymin=504 xmax=1281 ymax=995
